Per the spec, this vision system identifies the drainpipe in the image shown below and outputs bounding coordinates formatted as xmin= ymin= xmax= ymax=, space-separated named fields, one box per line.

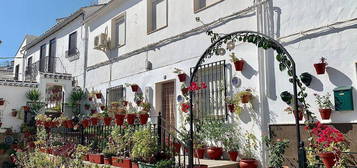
xmin=83 ymin=17 xmax=89 ymax=89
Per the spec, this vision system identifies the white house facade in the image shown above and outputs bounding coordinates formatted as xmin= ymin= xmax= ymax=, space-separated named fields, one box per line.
xmin=4 ymin=0 xmax=357 ymax=166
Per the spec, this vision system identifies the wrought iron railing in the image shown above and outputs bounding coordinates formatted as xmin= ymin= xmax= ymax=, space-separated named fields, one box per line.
xmin=25 ymin=56 xmax=68 ymax=81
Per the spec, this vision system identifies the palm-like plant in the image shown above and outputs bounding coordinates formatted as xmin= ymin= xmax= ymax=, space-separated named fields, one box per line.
xmin=25 ymin=89 xmax=41 ymax=102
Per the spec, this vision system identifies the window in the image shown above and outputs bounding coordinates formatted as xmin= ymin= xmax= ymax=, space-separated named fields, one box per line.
xmin=147 ymin=0 xmax=168 ymax=33
xmin=194 ymin=0 xmax=223 ymax=12
xmin=111 ymin=14 xmax=126 ymax=48
xmin=68 ymin=32 xmax=77 ymax=56
xmin=14 ymin=65 xmax=19 ymax=80
xmin=48 ymin=38 xmax=56 ymax=73
xmin=190 ymin=60 xmax=227 ymax=119
xmin=107 ymin=85 xmax=126 ymax=105
xmin=26 ymin=57 xmax=32 ymax=75
xmin=39 ymin=44 xmax=46 ymax=72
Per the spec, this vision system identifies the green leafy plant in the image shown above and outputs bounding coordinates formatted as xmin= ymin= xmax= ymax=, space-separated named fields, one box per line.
xmin=241 ymin=131 xmax=258 ymax=159
xmin=155 ymin=159 xmax=175 ymax=168
xmin=200 ymin=119 xmax=234 ymax=147
xmin=314 ymin=92 xmax=333 ymax=109
xmin=229 ymin=52 xmax=241 ymax=62
xmin=131 ymin=128 xmax=158 ymax=163
xmin=264 ymin=137 xmax=289 ymax=168
xmin=222 ymin=127 xmax=240 ymax=152
xmin=25 ymin=89 xmax=41 ymax=102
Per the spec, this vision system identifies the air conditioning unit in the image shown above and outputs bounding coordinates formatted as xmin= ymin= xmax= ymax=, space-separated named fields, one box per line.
xmin=94 ymin=33 xmax=108 ymax=50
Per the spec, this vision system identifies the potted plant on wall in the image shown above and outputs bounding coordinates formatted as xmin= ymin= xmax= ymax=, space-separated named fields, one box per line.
xmin=81 ymin=117 xmax=90 ymax=128
xmin=111 ymin=101 xmax=127 ymax=126
xmin=313 ymin=57 xmax=327 ymax=75
xmin=239 ymin=132 xmax=258 ymax=168
xmin=314 ymin=92 xmax=333 ymax=120
xmin=102 ymin=110 xmax=112 ymax=126
xmin=0 ymin=98 xmax=5 ymax=106
xmin=139 ymin=102 xmax=151 ymax=125
xmin=238 ymin=89 xmax=254 ymax=104
xmin=103 ymin=145 xmax=116 ymax=165
xmin=126 ymin=103 xmax=138 ymax=125
xmin=134 ymin=93 xmax=144 ymax=105
xmin=84 ymin=103 xmax=90 ymax=110
xmin=230 ymin=53 xmax=245 ymax=71
xmin=174 ymin=68 xmax=187 ymax=82
xmin=126 ymin=83 xmax=140 ymax=92
xmin=94 ymin=91 xmax=103 ymax=99
xmin=284 ymin=105 xmax=304 ymax=121
xmin=90 ymin=113 xmax=101 ymax=126
xmin=11 ymin=109 xmax=18 ymax=117
xmin=263 ymin=137 xmax=290 ymax=168
xmin=225 ymin=97 xmax=235 ymax=113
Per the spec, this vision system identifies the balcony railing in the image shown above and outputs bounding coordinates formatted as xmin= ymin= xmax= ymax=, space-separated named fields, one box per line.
xmin=25 ymin=56 xmax=68 ymax=81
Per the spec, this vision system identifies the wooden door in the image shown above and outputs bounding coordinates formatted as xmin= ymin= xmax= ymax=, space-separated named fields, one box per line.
xmin=161 ymin=81 xmax=175 ymax=130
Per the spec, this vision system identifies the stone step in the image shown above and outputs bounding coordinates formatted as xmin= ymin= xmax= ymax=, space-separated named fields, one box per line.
xmin=176 ymin=156 xmax=239 ymax=168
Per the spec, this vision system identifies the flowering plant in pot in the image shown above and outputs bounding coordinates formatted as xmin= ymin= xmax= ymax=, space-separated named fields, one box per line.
xmin=11 ymin=109 xmax=18 ymax=117
xmin=240 ymin=132 xmax=258 ymax=168
xmin=126 ymin=83 xmax=140 ymax=92
xmin=90 ymin=113 xmax=101 ymax=126
xmin=284 ymin=105 xmax=304 ymax=121
xmin=174 ymin=68 xmax=187 ymax=82
xmin=93 ymin=91 xmax=103 ymax=99
xmin=230 ymin=53 xmax=245 ymax=71
xmin=263 ymin=136 xmax=290 ymax=168
xmin=55 ymin=114 xmax=69 ymax=127
xmin=139 ymin=102 xmax=151 ymax=125
xmin=126 ymin=103 xmax=138 ymax=125
xmin=193 ymin=131 xmax=206 ymax=159
xmin=237 ymin=89 xmax=254 ymax=104
xmin=103 ymin=144 xmax=116 ymax=165
xmin=102 ymin=110 xmax=112 ymax=126
xmin=225 ymin=97 xmax=235 ymax=113
xmin=313 ymin=57 xmax=327 ymax=75
xmin=84 ymin=103 xmax=90 ymax=110
xmin=0 ymin=98 xmax=5 ymax=106
xmin=81 ymin=117 xmax=90 ymax=128
xmin=110 ymin=102 xmax=127 ymax=126
xmin=222 ymin=128 xmax=240 ymax=161
xmin=314 ymin=92 xmax=333 ymax=120
xmin=34 ymin=114 xmax=49 ymax=127
xmin=131 ymin=128 xmax=159 ymax=166
xmin=72 ymin=144 xmax=90 ymax=161
xmin=305 ymin=122 xmax=349 ymax=168
xmin=134 ymin=93 xmax=144 ymax=105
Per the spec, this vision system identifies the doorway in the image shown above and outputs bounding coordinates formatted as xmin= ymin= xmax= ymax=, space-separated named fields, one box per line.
xmin=160 ymin=81 xmax=176 ymax=130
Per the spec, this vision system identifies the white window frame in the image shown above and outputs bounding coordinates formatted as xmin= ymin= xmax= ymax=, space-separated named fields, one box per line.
xmin=147 ymin=0 xmax=168 ymax=34
xmin=111 ymin=13 xmax=126 ymax=48
xmin=107 ymin=85 xmax=126 ymax=105
xmin=193 ymin=0 xmax=224 ymax=13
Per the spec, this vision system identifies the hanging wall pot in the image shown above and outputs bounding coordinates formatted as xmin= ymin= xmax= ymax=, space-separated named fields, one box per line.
xmin=0 ymin=99 xmax=4 ymax=106
xmin=178 ymin=73 xmax=187 ymax=82
xmin=234 ymin=60 xmax=245 ymax=71
xmin=131 ymin=84 xmax=139 ymax=92
xmin=300 ymin=72 xmax=312 ymax=86
xmin=313 ymin=57 xmax=327 ymax=75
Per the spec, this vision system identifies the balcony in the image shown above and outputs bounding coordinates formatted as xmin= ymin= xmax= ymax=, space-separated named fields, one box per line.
xmin=25 ymin=56 xmax=68 ymax=81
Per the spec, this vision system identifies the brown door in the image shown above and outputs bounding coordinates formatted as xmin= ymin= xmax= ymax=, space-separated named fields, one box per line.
xmin=161 ymin=81 xmax=175 ymax=130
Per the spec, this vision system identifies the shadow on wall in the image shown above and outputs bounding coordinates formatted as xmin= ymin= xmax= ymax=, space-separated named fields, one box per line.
xmin=326 ymin=67 xmax=352 ymax=87
xmin=241 ymin=61 xmax=258 ymax=79
xmin=307 ymin=75 xmax=324 ymax=92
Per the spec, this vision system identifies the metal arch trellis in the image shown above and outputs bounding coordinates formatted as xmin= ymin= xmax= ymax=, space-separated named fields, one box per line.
xmin=188 ymin=30 xmax=309 ymax=168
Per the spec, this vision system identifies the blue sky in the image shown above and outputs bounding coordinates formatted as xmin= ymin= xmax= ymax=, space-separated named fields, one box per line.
xmin=0 ymin=0 xmax=97 ymax=64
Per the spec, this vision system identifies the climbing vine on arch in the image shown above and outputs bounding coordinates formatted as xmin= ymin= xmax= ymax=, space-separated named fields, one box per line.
xmin=204 ymin=30 xmax=316 ymax=121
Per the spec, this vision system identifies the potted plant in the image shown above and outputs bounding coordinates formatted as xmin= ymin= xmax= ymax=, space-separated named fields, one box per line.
xmin=181 ymin=84 xmax=189 ymax=95
xmin=238 ymin=89 xmax=253 ymax=104
xmin=131 ymin=128 xmax=160 ymax=167
xmin=90 ymin=108 xmax=97 ymax=114
xmin=139 ymin=102 xmax=151 ymax=125
xmin=100 ymin=104 xmax=106 ymax=111
xmin=126 ymin=103 xmax=138 ymax=125
xmin=111 ymin=102 xmax=127 ymax=126
xmin=84 ymin=104 xmax=90 ymax=110
xmin=25 ymin=89 xmax=41 ymax=102
xmin=66 ymin=119 xmax=74 ymax=128
xmin=230 ymin=53 xmax=245 ymax=71
xmin=90 ymin=113 xmax=101 ymax=126
xmin=134 ymin=93 xmax=144 ymax=105
xmin=314 ymin=93 xmax=333 ymax=120
xmin=263 ymin=137 xmax=290 ymax=168
xmin=81 ymin=118 xmax=90 ymax=128
xmin=126 ymin=83 xmax=140 ymax=92
xmin=222 ymin=129 xmax=240 ymax=161
xmin=313 ymin=57 xmax=327 ymax=75
xmin=102 ymin=110 xmax=112 ymax=126
xmin=0 ymin=98 xmax=4 ymax=106
xmin=174 ymin=68 xmax=187 ymax=82
xmin=239 ymin=132 xmax=258 ymax=168
xmin=284 ymin=105 xmax=304 ymax=121
xmin=94 ymin=91 xmax=103 ymax=99
xmin=11 ymin=109 xmax=18 ymax=117
xmin=0 ymin=143 xmax=9 ymax=155
xmin=103 ymin=146 xmax=116 ymax=165
xmin=73 ymin=144 xmax=90 ymax=161
xmin=306 ymin=122 xmax=348 ymax=168
xmin=200 ymin=120 xmax=232 ymax=160
xmin=22 ymin=105 xmax=30 ymax=111
xmin=225 ymin=97 xmax=235 ymax=113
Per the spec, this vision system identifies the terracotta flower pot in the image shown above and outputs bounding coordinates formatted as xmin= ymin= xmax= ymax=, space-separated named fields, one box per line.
xmin=181 ymin=88 xmax=189 ymax=95
xmin=114 ymin=114 xmax=126 ymax=126
xmin=234 ymin=60 xmax=245 ymax=71
xmin=66 ymin=120 xmax=74 ymax=128
xmin=126 ymin=114 xmax=137 ymax=125
xmin=319 ymin=109 xmax=332 ymax=120
xmin=227 ymin=104 xmax=235 ymax=112
xmin=96 ymin=93 xmax=102 ymax=99
xmin=0 ymin=100 xmax=4 ymax=106
xmin=84 ymin=104 xmax=90 ymax=110
xmin=139 ymin=113 xmax=149 ymax=125
xmin=82 ymin=119 xmax=90 ymax=128
xmin=112 ymin=157 xmax=132 ymax=168
xmin=319 ymin=152 xmax=336 ymax=168
xmin=104 ymin=157 xmax=112 ymax=165
xmin=314 ymin=63 xmax=326 ymax=75
xmin=228 ymin=151 xmax=239 ymax=161
xmin=206 ymin=147 xmax=223 ymax=160
xmin=239 ymin=159 xmax=258 ymax=168
xmin=90 ymin=117 xmax=99 ymax=126
xmin=84 ymin=154 xmax=89 ymax=161
xmin=178 ymin=73 xmax=187 ymax=82
xmin=173 ymin=142 xmax=181 ymax=153
xmin=100 ymin=106 xmax=106 ymax=111
xmin=195 ymin=148 xmax=206 ymax=159
xmin=122 ymin=101 xmax=128 ymax=106
xmin=88 ymin=154 xmax=104 ymax=164
xmin=88 ymin=97 xmax=93 ymax=101
xmin=11 ymin=111 xmax=17 ymax=117
xmin=44 ymin=121 xmax=51 ymax=128
xmin=103 ymin=117 xmax=112 ymax=126
xmin=293 ymin=110 xmax=303 ymax=121
xmin=0 ymin=122 xmax=2 ymax=127
xmin=131 ymin=85 xmax=139 ymax=92
xmin=23 ymin=106 xmax=30 ymax=111
xmin=241 ymin=94 xmax=252 ymax=103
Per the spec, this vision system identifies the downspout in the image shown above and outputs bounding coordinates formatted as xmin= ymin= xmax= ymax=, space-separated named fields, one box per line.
xmin=83 ymin=15 xmax=89 ymax=89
